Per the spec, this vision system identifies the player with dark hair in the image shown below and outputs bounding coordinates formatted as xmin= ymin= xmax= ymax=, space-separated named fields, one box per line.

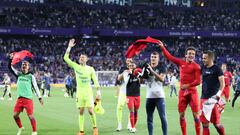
xmin=159 ymin=42 xmax=201 ymax=135
xmin=118 ymin=62 xmax=141 ymax=133
xmin=115 ymin=58 xmax=132 ymax=131
xmin=43 ymin=71 xmax=51 ymax=97
xmin=64 ymin=73 xmax=73 ymax=98
xmin=71 ymin=72 xmax=77 ymax=98
xmin=232 ymin=70 xmax=240 ymax=108
xmin=9 ymin=54 xmax=43 ymax=135
xmin=144 ymin=51 xmax=168 ymax=135
xmin=201 ymin=50 xmax=225 ymax=135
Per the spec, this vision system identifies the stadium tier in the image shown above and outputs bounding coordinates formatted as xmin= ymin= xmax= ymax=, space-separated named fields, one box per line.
xmin=0 ymin=37 xmax=239 ymax=83
xmin=0 ymin=1 xmax=240 ymax=135
xmin=0 ymin=1 xmax=239 ymax=83
xmin=0 ymin=1 xmax=240 ymax=30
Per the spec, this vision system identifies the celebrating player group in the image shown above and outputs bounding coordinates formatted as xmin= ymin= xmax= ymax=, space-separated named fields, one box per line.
xmin=115 ymin=39 xmax=228 ymax=135
xmin=6 ymin=38 xmax=234 ymax=135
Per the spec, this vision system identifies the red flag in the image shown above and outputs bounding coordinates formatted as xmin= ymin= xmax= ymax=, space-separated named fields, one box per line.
xmin=11 ymin=50 xmax=33 ymax=65
xmin=125 ymin=36 xmax=160 ymax=58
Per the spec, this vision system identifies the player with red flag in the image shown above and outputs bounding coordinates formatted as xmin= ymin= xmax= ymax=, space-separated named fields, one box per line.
xmin=158 ymin=41 xmax=201 ymax=135
xmin=118 ymin=62 xmax=142 ymax=133
xmin=9 ymin=52 xmax=43 ymax=135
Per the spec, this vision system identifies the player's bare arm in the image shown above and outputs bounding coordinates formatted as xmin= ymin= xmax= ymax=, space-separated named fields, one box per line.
xmin=66 ymin=38 xmax=76 ymax=53
xmin=117 ymin=70 xmax=130 ymax=81
xmin=8 ymin=53 xmax=20 ymax=76
xmin=217 ymin=75 xmax=225 ymax=98
xmin=96 ymin=87 xmax=101 ymax=100
xmin=232 ymin=75 xmax=235 ymax=87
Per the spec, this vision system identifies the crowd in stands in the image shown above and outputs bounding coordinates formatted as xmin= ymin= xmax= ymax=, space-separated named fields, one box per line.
xmin=0 ymin=2 xmax=239 ymax=83
xmin=0 ymin=4 xmax=240 ymax=31
xmin=0 ymin=37 xmax=239 ymax=83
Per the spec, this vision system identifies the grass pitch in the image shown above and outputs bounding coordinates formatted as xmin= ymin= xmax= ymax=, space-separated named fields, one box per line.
xmin=0 ymin=86 xmax=240 ymax=135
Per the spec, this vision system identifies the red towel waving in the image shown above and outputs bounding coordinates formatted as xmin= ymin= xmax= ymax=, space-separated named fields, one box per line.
xmin=11 ymin=50 xmax=33 ymax=65
xmin=125 ymin=36 xmax=160 ymax=58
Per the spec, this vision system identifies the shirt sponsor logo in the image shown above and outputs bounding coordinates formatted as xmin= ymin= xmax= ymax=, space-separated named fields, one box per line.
xmin=205 ymin=71 xmax=211 ymax=74
xmin=19 ymin=78 xmax=30 ymax=82
xmin=76 ymin=71 xmax=83 ymax=75
xmin=129 ymin=78 xmax=138 ymax=83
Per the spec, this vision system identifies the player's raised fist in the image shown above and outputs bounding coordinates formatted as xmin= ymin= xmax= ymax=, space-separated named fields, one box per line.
xmin=9 ymin=53 xmax=14 ymax=59
xmin=158 ymin=40 xmax=164 ymax=48
xmin=68 ymin=39 xmax=76 ymax=47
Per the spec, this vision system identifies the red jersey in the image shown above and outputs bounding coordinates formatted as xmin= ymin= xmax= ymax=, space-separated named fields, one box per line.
xmin=223 ymin=71 xmax=232 ymax=86
xmin=161 ymin=46 xmax=201 ymax=90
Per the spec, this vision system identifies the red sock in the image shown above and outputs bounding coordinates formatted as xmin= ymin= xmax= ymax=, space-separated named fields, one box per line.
xmin=30 ymin=118 xmax=37 ymax=132
xmin=215 ymin=125 xmax=225 ymax=135
xmin=203 ymin=126 xmax=210 ymax=135
xmin=180 ymin=117 xmax=187 ymax=135
xmin=194 ymin=118 xmax=201 ymax=135
xmin=14 ymin=117 xmax=22 ymax=128
xmin=134 ymin=112 xmax=138 ymax=125
xmin=130 ymin=112 xmax=135 ymax=128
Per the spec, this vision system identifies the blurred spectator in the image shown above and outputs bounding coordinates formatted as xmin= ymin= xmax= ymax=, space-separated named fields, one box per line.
xmin=0 ymin=36 xmax=239 ymax=83
xmin=0 ymin=5 xmax=240 ymax=31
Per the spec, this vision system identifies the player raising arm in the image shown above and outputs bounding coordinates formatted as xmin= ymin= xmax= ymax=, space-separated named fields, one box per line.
xmin=159 ymin=41 xmax=201 ymax=135
xmin=9 ymin=54 xmax=43 ymax=135
xmin=64 ymin=39 xmax=101 ymax=135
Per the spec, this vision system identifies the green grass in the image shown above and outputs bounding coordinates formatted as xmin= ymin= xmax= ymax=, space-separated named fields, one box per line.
xmin=0 ymin=86 xmax=240 ymax=135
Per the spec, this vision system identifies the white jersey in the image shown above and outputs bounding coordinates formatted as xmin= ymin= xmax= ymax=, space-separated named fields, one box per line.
xmin=146 ymin=65 xmax=166 ymax=98
xmin=170 ymin=75 xmax=177 ymax=86
xmin=119 ymin=71 xmax=130 ymax=94
xmin=3 ymin=76 xmax=11 ymax=85
xmin=167 ymin=74 xmax=171 ymax=83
